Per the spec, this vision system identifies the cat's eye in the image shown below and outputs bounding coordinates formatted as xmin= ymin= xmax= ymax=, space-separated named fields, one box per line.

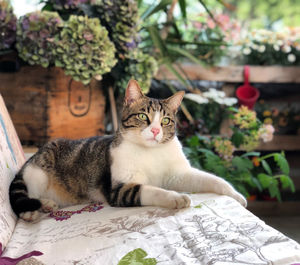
xmin=161 ymin=117 xmax=170 ymax=125
xmin=137 ymin=113 xmax=148 ymax=121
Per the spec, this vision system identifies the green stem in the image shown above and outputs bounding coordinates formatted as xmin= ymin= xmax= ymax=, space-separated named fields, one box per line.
xmin=259 ymin=153 xmax=275 ymax=161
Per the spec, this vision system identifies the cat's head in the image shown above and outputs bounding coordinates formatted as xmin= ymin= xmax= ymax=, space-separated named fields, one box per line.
xmin=120 ymin=80 xmax=184 ymax=147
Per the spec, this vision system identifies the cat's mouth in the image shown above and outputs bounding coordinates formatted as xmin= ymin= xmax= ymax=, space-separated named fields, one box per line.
xmin=146 ymin=137 xmax=159 ymax=142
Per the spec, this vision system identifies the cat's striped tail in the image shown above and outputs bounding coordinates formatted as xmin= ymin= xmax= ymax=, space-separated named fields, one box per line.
xmin=9 ymin=172 xmax=42 ymax=216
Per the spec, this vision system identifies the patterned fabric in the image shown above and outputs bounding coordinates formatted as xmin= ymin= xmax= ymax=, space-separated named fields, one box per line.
xmin=49 ymin=203 xmax=104 ymax=221
xmin=0 ymin=95 xmax=25 ymax=249
xmin=0 ymin=94 xmax=299 ymax=264
xmin=0 ymin=243 xmax=43 ymax=265
xmin=3 ymin=194 xmax=300 ymax=264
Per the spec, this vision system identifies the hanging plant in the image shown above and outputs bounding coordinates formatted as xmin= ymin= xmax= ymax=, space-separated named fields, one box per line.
xmin=0 ymin=0 xmax=17 ymax=50
xmin=53 ymin=15 xmax=117 ymax=85
xmin=16 ymin=11 xmax=63 ymax=67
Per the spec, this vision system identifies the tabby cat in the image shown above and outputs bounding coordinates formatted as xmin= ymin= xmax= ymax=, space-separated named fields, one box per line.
xmin=9 ymin=80 xmax=246 ymax=222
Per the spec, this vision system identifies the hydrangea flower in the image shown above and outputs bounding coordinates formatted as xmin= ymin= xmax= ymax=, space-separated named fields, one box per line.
xmin=114 ymin=50 xmax=158 ymax=94
xmin=48 ymin=0 xmax=91 ymax=10
xmin=92 ymin=0 xmax=139 ymax=58
xmin=0 ymin=0 xmax=17 ymax=50
xmin=53 ymin=15 xmax=117 ymax=85
xmin=16 ymin=11 xmax=63 ymax=67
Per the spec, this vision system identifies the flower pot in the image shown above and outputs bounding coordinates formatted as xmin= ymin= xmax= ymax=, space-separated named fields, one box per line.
xmin=236 ymin=65 xmax=260 ymax=109
xmin=0 ymin=65 xmax=105 ymax=145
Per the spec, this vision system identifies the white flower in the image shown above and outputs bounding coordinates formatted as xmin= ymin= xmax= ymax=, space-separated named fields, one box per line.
xmin=258 ymin=45 xmax=266 ymax=53
xmin=223 ymin=97 xmax=238 ymax=106
xmin=214 ymin=97 xmax=224 ymax=105
xmin=287 ymin=54 xmax=296 ymax=63
xmin=282 ymin=45 xmax=292 ymax=53
xmin=276 ymin=40 xmax=284 ymax=46
xmin=251 ymin=43 xmax=259 ymax=50
xmin=184 ymin=93 xmax=209 ymax=104
xmin=203 ymin=88 xmax=226 ymax=100
xmin=243 ymin=47 xmax=251 ymax=55
xmin=273 ymin=44 xmax=280 ymax=51
xmin=216 ymin=89 xmax=226 ymax=98
xmin=259 ymin=124 xmax=275 ymax=143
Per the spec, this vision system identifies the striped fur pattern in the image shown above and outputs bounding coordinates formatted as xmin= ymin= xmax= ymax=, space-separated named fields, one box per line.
xmin=9 ymin=80 xmax=247 ymax=222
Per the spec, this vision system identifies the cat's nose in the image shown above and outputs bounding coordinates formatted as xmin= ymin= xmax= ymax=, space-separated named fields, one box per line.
xmin=151 ymin=127 xmax=160 ymax=137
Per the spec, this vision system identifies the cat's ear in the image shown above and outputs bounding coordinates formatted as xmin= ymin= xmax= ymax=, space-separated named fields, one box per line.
xmin=165 ymin=91 xmax=185 ymax=112
xmin=124 ymin=79 xmax=143 ymax=105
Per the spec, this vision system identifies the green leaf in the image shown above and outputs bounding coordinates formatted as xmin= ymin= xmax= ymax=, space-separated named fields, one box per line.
xmin=118 ymin=248 xmax=157 ymax=265
xmin=142 ymin=0 xmax=173 ymax=19
xmin=41 ymin=3 xmax=54 ymax=11
xmin=257 ymin=173 xmax=273 ymax=189
xmin=251 ymin=177 xmax=263 ymax=192
xmin=194 ymin=203 xmax=202 ymax=208
xmin=231 ymin=131 xmax=244 ymax=148
xmin=178 ymin=0 xmax=187 ymax=19
xmin=261 ymin=160 xmax=272 ymax=175
xmin=197 ymin=0 xmax=216 ymax=22
xmin=274 ymin=153 xmax=290 ymax=175
xmin=232 ymin=157 xmax=253 ymax=171
xmin=241 ymin=152 xmax=261 ymax=158
xmin=235 ymin=184 xmax=249 ymax=198
xmin=168 ymin=46 xmax=204 ymax=65
xmin=268 ymin=181 xmax=281 ymax=201
xmin=186 ymin=136 xmax=199 ymax=147
xmin=197 ymin=148 xmax=215 ymax=156
xmin=165 ymin=62 xmax=189 ymax=87
xmin=147 ymin=26 xmax=168 ymax=57
xmin=279 ymin=175 xmax=295 ymax=192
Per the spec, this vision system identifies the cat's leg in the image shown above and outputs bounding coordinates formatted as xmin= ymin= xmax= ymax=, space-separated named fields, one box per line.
xmin=40 ymin=198 xmax=59 ymax=213
xmin=166 ymin=168 xmax=247 ymax=207
xmin=108 ymin=183 xmax=190 ymax=209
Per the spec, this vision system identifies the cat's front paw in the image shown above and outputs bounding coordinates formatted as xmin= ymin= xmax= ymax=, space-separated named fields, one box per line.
xmin=164 ymin=192 xmax=191 ymax=209
xmin=231 ymin=191 xmax=247 ymax=207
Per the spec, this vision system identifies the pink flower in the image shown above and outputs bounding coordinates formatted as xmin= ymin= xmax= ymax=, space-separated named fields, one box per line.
xmin=259 ymin=124 xmax=275 ymax=142
xmin=193 ymin=21 xmax=203 ymax=30
xmin=207 ymin=19 xmax=216 ymax=29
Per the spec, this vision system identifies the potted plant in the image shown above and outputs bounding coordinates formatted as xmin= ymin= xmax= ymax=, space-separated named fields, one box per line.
xmin=0 ymin=0 xmax=158 ymax=144
xmin=182 ymin=105 xmax=295 ymax=201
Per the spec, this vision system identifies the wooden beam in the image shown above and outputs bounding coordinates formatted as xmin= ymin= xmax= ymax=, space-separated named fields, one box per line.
xmin=248 ymin=201 xmax=300 ymax=216
xmin=257 ymin=135 xmax=300 ymax=151
xmin=156 ymin=64 xmax=300 ymax=83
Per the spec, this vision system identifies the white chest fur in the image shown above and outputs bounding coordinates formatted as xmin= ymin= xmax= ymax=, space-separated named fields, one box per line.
xmin=110 ymin=137 xmax=190 ymax=187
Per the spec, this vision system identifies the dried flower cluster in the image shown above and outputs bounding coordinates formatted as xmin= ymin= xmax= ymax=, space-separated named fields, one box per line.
xmin=48 ymin=0 xmax=91 ymax=10
xmin=53 ymin=15 xmax=116 ymax=84
xmin=0 ymin=0 xmax=17 ymax=50
xmin=116 ymin=50 xmax=158 ymax=94
xmin=92 ymin=0 xmax=139 ymax=59
xmin=92 ymin=0 xmax=157 ymax=93
xmin=15 ymin=11 xmax=116 ymax=84
xmin=16 ymin=11 xmax=63 ymax=67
